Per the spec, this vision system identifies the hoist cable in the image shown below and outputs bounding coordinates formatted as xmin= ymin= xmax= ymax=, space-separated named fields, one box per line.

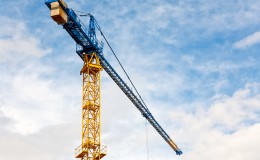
xmin=145 ymin=120 xmax=150 ymax=160
xmin=95 ymin=17 xmax=152 ymax=159
xmin=94 ymin=18 xmax=150 ymax=110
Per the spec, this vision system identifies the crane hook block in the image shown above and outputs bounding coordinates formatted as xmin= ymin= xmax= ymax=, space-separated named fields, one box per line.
xmin=50 ymin=1 xmax=68 ymax=25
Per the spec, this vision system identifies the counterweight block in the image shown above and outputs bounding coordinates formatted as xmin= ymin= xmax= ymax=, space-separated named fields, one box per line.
xmin=50 ymin=1 xmax=68 ymax=25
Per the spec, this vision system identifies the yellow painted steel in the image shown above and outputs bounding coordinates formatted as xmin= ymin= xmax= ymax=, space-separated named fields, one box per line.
xmin=50 ymin=1 xmax=68 ymax=25
xmin=75 ymin=52 xmax=106 ymax=160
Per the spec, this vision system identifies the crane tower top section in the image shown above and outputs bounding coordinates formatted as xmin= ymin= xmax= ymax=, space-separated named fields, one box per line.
xmin=46 ymin=0 xmax=104 ymax=58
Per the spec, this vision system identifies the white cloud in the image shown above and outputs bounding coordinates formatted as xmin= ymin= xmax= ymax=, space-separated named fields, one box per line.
xmin=0 ymin=16 xmax=51 ymax=62
xmin=208 ymin=83 xmax=260 ymax=131
xmin=164 ymin=83 xmax=260 ymax=160
xmin=0 ymin=16 xmax=79 ymax=135
xmin=0 ymin=63 xmax=81 ymax=135
xmin=2 ymin=73 xmax=60 ymax=134
xmin=183 ymin=124 xmax=260 ymax=160
xmin=234 ymin=31 xmax=260 ymax=49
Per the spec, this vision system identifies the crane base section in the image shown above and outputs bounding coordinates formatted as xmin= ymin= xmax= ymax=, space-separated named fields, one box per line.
xmin=75 ymin=145 xmax=87 ymax=158
xmin=75 ymin=144 xmax=107 ymax=159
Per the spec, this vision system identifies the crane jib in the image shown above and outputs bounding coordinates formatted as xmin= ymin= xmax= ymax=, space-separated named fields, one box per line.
xmin=97 ymin=53 xmax=182 ymax=155
xmin=45 ymin=0 xmax=182 ymax=156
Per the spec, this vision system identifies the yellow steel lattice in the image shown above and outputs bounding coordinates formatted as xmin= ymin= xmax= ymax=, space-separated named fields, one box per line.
xmin=75 ymin=52 xmax=106 ymax=160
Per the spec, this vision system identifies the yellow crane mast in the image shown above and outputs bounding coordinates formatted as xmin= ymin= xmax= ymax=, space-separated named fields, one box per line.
xmin=75 ymin=52 xmax=106 ymax=160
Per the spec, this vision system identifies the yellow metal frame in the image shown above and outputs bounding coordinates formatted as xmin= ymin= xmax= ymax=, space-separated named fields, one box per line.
xmin=75 ymin=52 xmax=106 ymax=160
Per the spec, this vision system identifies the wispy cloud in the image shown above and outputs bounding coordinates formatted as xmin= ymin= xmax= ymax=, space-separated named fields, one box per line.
xmin=164 ymin=83 xmax=260 ymax=160
xmin=0 ymin=16 xmax=79 ymax=135
xmin=0 ymin=16 xmax=51 ymax=62
xmin=234 ymin=31 xmax=260 ymax=49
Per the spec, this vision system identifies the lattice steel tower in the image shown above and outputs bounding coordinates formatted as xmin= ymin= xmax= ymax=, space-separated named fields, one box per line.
xmin=75 ymin=52 xmax=106 ymax=160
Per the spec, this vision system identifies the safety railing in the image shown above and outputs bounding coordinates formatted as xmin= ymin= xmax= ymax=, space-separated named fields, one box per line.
xmin=75 ymin=144 xmax=83 ymax=157
xmin=100 ymin=145 xmax=107 ymax=155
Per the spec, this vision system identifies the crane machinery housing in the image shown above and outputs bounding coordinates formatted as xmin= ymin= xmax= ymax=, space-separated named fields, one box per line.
xmin=45 ymin=0 xmax=183 ymax=159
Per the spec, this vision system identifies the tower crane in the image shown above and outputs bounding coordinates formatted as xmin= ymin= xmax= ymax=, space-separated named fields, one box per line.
xmin=45 ymin=0 xmax=183 ymax=159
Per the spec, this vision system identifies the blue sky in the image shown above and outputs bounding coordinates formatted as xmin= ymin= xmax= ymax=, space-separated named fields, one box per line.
xmin=0 ymin=0 xmax=260 ymax=160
